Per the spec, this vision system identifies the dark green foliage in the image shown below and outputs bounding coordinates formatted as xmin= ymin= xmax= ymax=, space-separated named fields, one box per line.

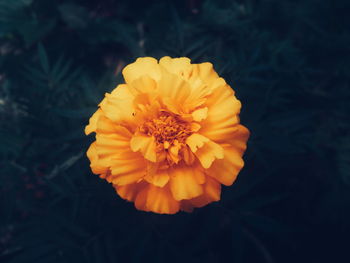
xmin=0 ymin=0 xmax=349 ymax=262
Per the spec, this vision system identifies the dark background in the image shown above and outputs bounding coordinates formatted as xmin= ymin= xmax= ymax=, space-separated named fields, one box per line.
xmin=1 ymin=0 xmax=349 ymax=262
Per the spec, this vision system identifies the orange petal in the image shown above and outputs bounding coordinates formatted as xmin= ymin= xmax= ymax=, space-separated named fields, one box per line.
xmin=109 ymin=151 xmax=146 ymax=185
xmin=169 ymin=164 xmax=203 ymax=201
xmin=167 ymin=144 xmax=181 ymax=164
xmin=200 ymin=78 xmax=242 ymax=142
xmin=122 ymin=57 xmax=161 ymax=84
xmin=207 ymin=125 xmax=249 ymax=186
xmin=86 ymin=142 xmax=108 ymax=175
xmin=95 ymin=114 xmax=119 ymax=134
xmin=134 ymin=186 xmax=149 ymax=212
xmin=181 ymin=145 xmax=196 ymax=165
xmin=114 ymin=181 xmax=147 ymax=202
xmin=100 ymin=84 xmax=135 ymax=125
xmin=134 ymin=184 xmax=180 ymax=214
xmin=145 ymin=184 xmax=180 ymax=214
xmin=227 ymin=124 xmax=250 ymax=155
xmin=85 ymin=109 xmax=102 ymax=135
xmin=188 ymin=176 xmax=221 ymax=208
xmin=144 ymin=162 xmax=170 ymax=187
xmin=130 ymin=134 xmax=157 ymax=162
xmin=95 ymin=126 xmax=133 ymax=167
xmin=186 ymin=133 xmax=224 ymax=168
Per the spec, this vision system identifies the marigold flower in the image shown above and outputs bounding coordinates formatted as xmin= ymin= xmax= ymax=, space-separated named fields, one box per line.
xmin=85 ymin=57 xmax=249 ymax=214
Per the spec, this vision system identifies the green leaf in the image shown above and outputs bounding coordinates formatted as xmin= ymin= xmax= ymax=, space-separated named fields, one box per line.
xmin=37 ymin=43 xmax=49 ymax=74
xmin=58 ymin=3 xmax=89 ymax=29
xmin=18 ymin=19 xmax=56 ymax=47
xmin=51 ymin=55 xmax=72 ymax=83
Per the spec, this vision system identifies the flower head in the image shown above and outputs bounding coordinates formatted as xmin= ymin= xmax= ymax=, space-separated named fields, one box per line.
xmin=85 ymin=57 xmax=249 ymax=214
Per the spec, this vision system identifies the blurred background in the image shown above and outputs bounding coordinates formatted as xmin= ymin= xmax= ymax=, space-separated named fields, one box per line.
xmin=0 ymin=0 xmax=349 ymax=262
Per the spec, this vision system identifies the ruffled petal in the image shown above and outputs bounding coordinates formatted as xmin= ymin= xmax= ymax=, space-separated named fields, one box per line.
xmin=130 ymin=134 xmax=157 ymax=162
xmin=96 ymin=114 xmax=120 ymax=134
xmin=99 ymin=84 xmax=135 ymax=126
xmin=200 ymin=78 xmax=242 ymax=142
xmin=159 ymin=56 xmax=191 ymax=76
xmin=86 ymin=142 xmax=108 ymax=175
xmin=227 ymin=124 xmax=250 ymax=155
xmin=169 ymin=164 xmax=204 ymax=200
xmin=186 ymin=133 xmax=224 ymax=168
xmin=114 ymin=181 xmax=147 ymax=202
xmin=146 ymin=184 xmax=180 ymax=214
xmin=191 ymin=62 xmax=219 ymax=86
xmin=191 ymin=107 xmax=208 ymax=122
xmin=157 ymin=68 xmax=191 ymax=114
xmin=144 ymin=163 xmax=170 ymax=187
xmin=122 ymin=57 xmax=161 ymax=84
xmin=128 ymin=75 xmax=157 ymax=97
xmin=135 ymin=184 xmax=180 ymax=214
xmin=207 ymin=125 xmax=249 ymax=186
xmin=109 ymin=150 xmax=146 ymax=185
xmin=95 ymin=125 xmax=133 ymax=167
xmin=188 ymin=176 xmax=221 ymax=208
xmin=85 ymin=109 xmax=102 ymax=135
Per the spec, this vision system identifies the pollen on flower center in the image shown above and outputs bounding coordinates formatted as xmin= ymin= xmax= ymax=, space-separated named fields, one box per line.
xmin=139 ymin=112 xmax=192 ymax=146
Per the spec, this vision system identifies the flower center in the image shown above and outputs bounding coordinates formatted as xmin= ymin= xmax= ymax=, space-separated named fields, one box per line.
xmin=140 ymin=112 xmax=192 ymax=146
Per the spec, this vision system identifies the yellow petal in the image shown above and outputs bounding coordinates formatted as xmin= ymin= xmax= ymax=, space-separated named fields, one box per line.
xmin=186 ymin=133 xmax=224 ymax=168
xmin=100 ymin=84 xmax=135 ymax=125
xmin=95 ymin=114 xmax=119 ymax=134
xmin=191 ymin=62 xmax=219 ymax=86
xmin=159 ymin=56 xmax=191 ymax=75
xmin=128 ymin=75 xmax=157 ymax=96
xmin=85 ymin=109 xmax=102 ymax=135
xmin=122 ymin=57 xmax=161 ymax=84
xmin=184 ymin=78 xmax=211 ymax=111
xmin=186 ymin=133 xmax=209 ymax=152
xmin=169 ymin=164 xmax=203 ymax=200
xmin=194 ymin=140 xmax=224 ymax=168
xmin=157 ymin=68 xmax=191 ymax=113
xmin=167 ymin=144 xmax=181 ymax=164
xmin=130 ymin=134 xmax=157 ymax=162
xmin=191 ymin=107 xmax=208 ymax=122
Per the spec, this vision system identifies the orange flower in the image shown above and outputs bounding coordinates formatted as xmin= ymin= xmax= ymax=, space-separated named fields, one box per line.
xmin=85 ymin=57 xmax=249 ymax=214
